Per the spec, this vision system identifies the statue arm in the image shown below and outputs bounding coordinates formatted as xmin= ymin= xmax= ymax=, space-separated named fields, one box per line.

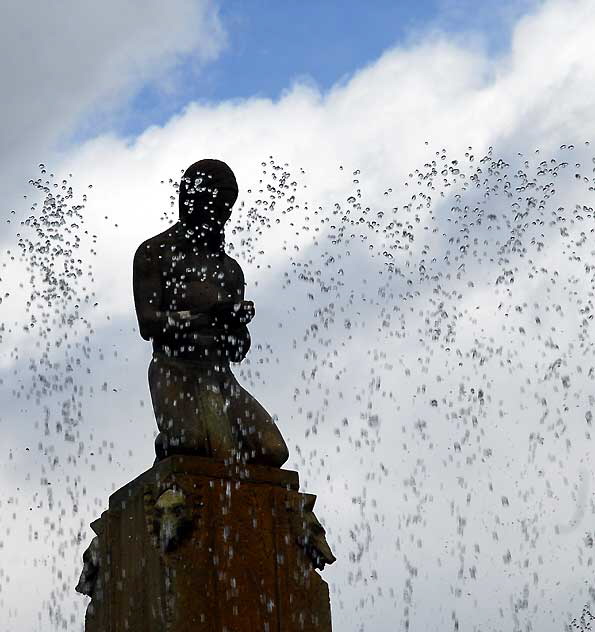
xmin=223 ymin=326 xmax=251 ymax=363
xmin=221 ymin=259 xmax=252 ymax=362
xmin=186 ymin=259 xmax=254 ymax=332
xmin=133 ymin=244 xmax=173 ymax=341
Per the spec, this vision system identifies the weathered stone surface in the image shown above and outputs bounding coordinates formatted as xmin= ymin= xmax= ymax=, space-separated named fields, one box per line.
xmin=133 ymin=159 xmax=289 ymax=468
xmin=79 ymin=456 xmax=333 ymax=631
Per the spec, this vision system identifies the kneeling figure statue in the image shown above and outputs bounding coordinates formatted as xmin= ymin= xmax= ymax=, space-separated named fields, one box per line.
xmin=133 ymin=158 xmax=289 ymax=467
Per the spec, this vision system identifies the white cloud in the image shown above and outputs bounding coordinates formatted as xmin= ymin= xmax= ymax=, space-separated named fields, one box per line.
xmin=44 ymin=0 xmax=593 ymax=320
xmin=3 ymin=0 xmax=595 ymax=630
xmin=0 ymin=0 xmax=225 ymax=190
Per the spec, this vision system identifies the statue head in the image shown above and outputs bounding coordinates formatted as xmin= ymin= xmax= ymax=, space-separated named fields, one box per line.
xmin=178 ymin=159 xmax=238 ymax=238
xmin=152 ymin=488 xmax=192 ymax=553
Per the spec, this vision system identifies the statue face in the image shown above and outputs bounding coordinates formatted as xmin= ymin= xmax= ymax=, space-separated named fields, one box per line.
xmin=153 ymin=488 xmax=190 ymax=552
xmin=178 ymin=159 xmax=238 ymax=234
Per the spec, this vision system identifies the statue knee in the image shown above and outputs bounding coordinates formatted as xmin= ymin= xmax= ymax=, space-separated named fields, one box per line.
xmin=278 ymin=443 xmax=289 ymax=467
xmin=154 ymin=432 xmax=167 ymax=461
xmin=269 ymin=439 xmax=289 ymax=468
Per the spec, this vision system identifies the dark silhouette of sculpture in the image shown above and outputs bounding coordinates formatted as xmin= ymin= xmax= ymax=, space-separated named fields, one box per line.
xmin=76 ymin=159 xmax=335 ymax=631
xmin=133 ymin=159 xmax=289 ymax=467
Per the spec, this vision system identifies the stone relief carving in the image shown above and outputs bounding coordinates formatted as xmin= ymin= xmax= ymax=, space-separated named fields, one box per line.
xmin=75 ymin=536 xmax=101 ymax=598
xmin=290 ymin=493 xmax=336 ymax=570
xmin=145 ymin=486 xmax=196 ymax=553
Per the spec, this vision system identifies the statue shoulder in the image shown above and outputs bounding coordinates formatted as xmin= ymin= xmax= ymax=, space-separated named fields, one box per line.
xmin=223 ymin=254 xmax=245 ymax=282
xmin=134 ymin=226 xmax=179 ymax=263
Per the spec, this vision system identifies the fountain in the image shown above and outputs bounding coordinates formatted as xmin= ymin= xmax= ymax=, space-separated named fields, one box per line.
xmin=75 ymin=159 xmax=336 ymax=631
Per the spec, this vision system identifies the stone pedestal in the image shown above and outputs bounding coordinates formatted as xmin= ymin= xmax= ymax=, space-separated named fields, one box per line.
xmin=79 ymin=456 xmax=333 ymax=631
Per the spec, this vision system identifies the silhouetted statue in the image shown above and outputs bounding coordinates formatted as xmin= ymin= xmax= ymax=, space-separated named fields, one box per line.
xmin=133 ymin=159 xmax=289 ymax=467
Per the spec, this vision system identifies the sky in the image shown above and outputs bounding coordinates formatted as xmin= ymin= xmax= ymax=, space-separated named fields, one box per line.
xmin=2 ymin=1 xmax=595 ymax=630
xmin=66 ymin=0 xmax=535 ymax=141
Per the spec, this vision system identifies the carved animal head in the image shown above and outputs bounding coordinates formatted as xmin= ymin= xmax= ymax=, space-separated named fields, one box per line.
xmin=153 ymin=488 xmax=192 ymax=553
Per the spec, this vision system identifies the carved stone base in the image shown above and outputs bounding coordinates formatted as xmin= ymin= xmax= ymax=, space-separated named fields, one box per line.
xmin=78 ymin=456 xmax=333 ymax=631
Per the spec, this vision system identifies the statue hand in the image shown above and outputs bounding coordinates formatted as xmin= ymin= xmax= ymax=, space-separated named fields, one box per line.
xmin=233 ymin=300 xmax=255 ymax=325
xmin=210 ymin=300 xmax=254 ymax=327
xmin=163 ymin=310 xmax=208 ymax=330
